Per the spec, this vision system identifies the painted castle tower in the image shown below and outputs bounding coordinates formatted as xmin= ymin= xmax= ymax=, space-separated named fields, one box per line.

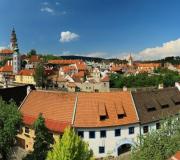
xmin=11 ymin=28 xmax=21 ymax=74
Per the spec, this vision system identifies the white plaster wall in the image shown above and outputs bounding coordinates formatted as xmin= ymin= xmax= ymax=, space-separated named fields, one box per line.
xmin=76 ymin=123 xmax=140 ymax=158
xmin=140 ymin=122 xmax=158 ymax=134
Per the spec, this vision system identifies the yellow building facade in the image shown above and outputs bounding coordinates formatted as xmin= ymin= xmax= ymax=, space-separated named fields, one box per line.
xmin=15 ymin=69 xmax=36 ymax=85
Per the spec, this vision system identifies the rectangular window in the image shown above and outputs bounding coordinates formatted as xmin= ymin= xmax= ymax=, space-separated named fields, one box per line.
xmin=118 ymin=114 xmax=125 ymax=119
xmin=156 ymin=123 xmax=160 ymax=130
xmin=100 ymin=130 xmax=106 ymax=138
xmin=89 ymin=131 xmax=95 ymax=139
xmin=143 ymin=126 xmax=149 ymax=133
xmin=115 ymin=129 xmax=121 ymax=137
xmin=99 ymin=146 xmax=105 ymax=154
xmin=78 ymin=131 xmax=84 ymax=138
xmin=129 ymin=127 xmax=134 ymax=135
xmin=25 ymin=127 xmax=30 ymax=134
xmin=100 ymin=115 xmax=107 ymax=121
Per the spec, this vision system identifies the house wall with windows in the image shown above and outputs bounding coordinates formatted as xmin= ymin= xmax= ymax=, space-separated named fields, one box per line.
xmin=76 ymin=124 xmax=139 ymax=158
xmin=17 ymin=126 xmax=60 ymax=151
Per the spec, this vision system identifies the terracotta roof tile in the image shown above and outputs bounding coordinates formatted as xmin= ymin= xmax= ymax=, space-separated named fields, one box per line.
xmin=72 ymin=71 xmax=85 ymax=78
xmin=0 ymin=61 xmax=13 ymax=72
xmin=136 ymin=63 xmax=161 ymax=68
xmin=29 ymin=55 xmax=40 ymax=63
xmin=17 ymin=69 xmax=34 ymax=76
xmin=48 ymin=60 xmax=83 ymax=65
xmin=101 ymin=75 xmax=109 ymax=82
xmin=20 ymin=91 xmax=76 ymax=127
xmin=170 ymin=151 xmax=180 ymax=160
xmin=0 ymin=49 xmax=13 ymax=54
xmin=74 ymin=92 xmax=139 ymax=128
xmin=23 ymin=114 xmax=70 ymax=133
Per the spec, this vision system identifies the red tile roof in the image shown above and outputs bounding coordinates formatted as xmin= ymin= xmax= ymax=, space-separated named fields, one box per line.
xmin=0 ymin=61 xmax=13 ymax=72
xmin=72 ymin=71 xmax=85 ymax=78
xmin=48 ymin=60 xmax=83 ymax=65
xmin=20 ymin=90 xmax=76 ymax=131
xmin=76 ymin=62 xmax=87 ymax=71
xmin=17 ymin=69 xmax=34 ymax=76
xmin=101 ymin=75 xmax=109 ymax=82
xmin=29 ymin=55 xmax=40 ymax=63
xmin=136 ymin=63 xmax=161 ymax=68
xmin=0 ymin=49 xmax=13 ymax=54
xmin=74 ymin=92 xmax=139 ymax=128
xmin=170 ymin=151 xmax=180 ymax=160
xmin=20 ymin=91 xmax=138 ymax=130
xmin=23 ymin=114 xmax=70 ymax=133
xmin=62 ymin=66 xmax=77 ymax=73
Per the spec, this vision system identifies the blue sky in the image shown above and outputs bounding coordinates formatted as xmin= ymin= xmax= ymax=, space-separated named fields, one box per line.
xmin=0 ymin=0 xmax=180 ymax=59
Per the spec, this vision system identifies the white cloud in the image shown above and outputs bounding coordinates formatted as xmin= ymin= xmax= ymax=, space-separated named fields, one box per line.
xmin=0 ymin=46 xmax=6 ymax=50
xmin=137 ymin=39 xmax=180 ymax=60
xmin=60 ymin=31 xmax=79 ymax=43
xmin=40 ymin=7 xmax=54 ymax=14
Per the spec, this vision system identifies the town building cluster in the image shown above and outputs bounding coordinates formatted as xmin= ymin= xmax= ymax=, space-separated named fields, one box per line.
xmin=1 ymin=29 xmax=180 ymax=92
xmin=1 ymin=28 xmax=180 ymax=159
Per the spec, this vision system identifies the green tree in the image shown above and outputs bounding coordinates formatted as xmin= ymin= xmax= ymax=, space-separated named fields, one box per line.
xmin=27 ymin=49 xmax=37 ymax=57
xmin=34 ymin=63 xmax=47 ymax=88
xmin=47 ymin=127 xmax=94 ymax=160
xmin=0 ymin=98 xmax=22 ymax=160
xmin=131 ymin=115 xmax=180 ymax=160
xmin=24 ymin=114 xmax=54 ymax=160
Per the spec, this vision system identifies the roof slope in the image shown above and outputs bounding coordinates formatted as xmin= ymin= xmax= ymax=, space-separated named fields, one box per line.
xmin=132 ymin=88 xmax=180 ymax=124
xmin=74 ymin=91 xmax=138 ymax=128
xmin=20 ymin=90 xmax=76 ymax=132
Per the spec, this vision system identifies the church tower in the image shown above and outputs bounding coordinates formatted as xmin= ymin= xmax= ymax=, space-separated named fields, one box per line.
xmin=10 ymin=28 xmax=18 ymax=50
xmin=128 ymin=54 xmax=133 ymax=67
xmin=13 ymin=46 xmax=21 ymax=74
xmin=11 ymin=28 xmax=21 ymax=74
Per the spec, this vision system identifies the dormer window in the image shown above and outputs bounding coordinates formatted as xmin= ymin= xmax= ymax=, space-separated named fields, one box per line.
xmin=117 ymin=114 xmax=125 ymax=119
xmin=100 ymin=115 xmax=107 ymax=121
xmin=99 ymin=103 xmax=108 ymax=121
xmin=145 ymin=101 xmax=156 ymax=112
xmin=115 ymin=103 xmax=125 ymax=119
xmin=171 ymin=95 xmax=180 ymax=105
xmin=157 ymin=97 xmax=169 ymax=108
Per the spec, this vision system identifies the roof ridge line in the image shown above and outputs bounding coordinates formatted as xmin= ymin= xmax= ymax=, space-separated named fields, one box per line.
xmin=130 ymin=91 xmax=140 ymax=122
xmin=71 ymin=93 xmax=78 ymax=126
xmin=18 ymin=86 xmax=32 ymax=111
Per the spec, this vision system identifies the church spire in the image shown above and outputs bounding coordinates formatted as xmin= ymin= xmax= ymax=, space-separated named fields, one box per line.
xmin=10 ymin=27 xmax=18 ymax=50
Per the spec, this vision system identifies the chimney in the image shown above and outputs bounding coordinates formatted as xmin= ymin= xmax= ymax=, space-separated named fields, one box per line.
xmin=175 ymin=82 xmax=180 ymax=91
xmin=158 ymin=83 xmax=164 ymax=89
xmin=123 ymin=86 xmax=128 ymax=91
xmin=7 ymin=60 xmax=10 ymax=66
xmin=27 ymin=86 xmax=31 ymax=95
